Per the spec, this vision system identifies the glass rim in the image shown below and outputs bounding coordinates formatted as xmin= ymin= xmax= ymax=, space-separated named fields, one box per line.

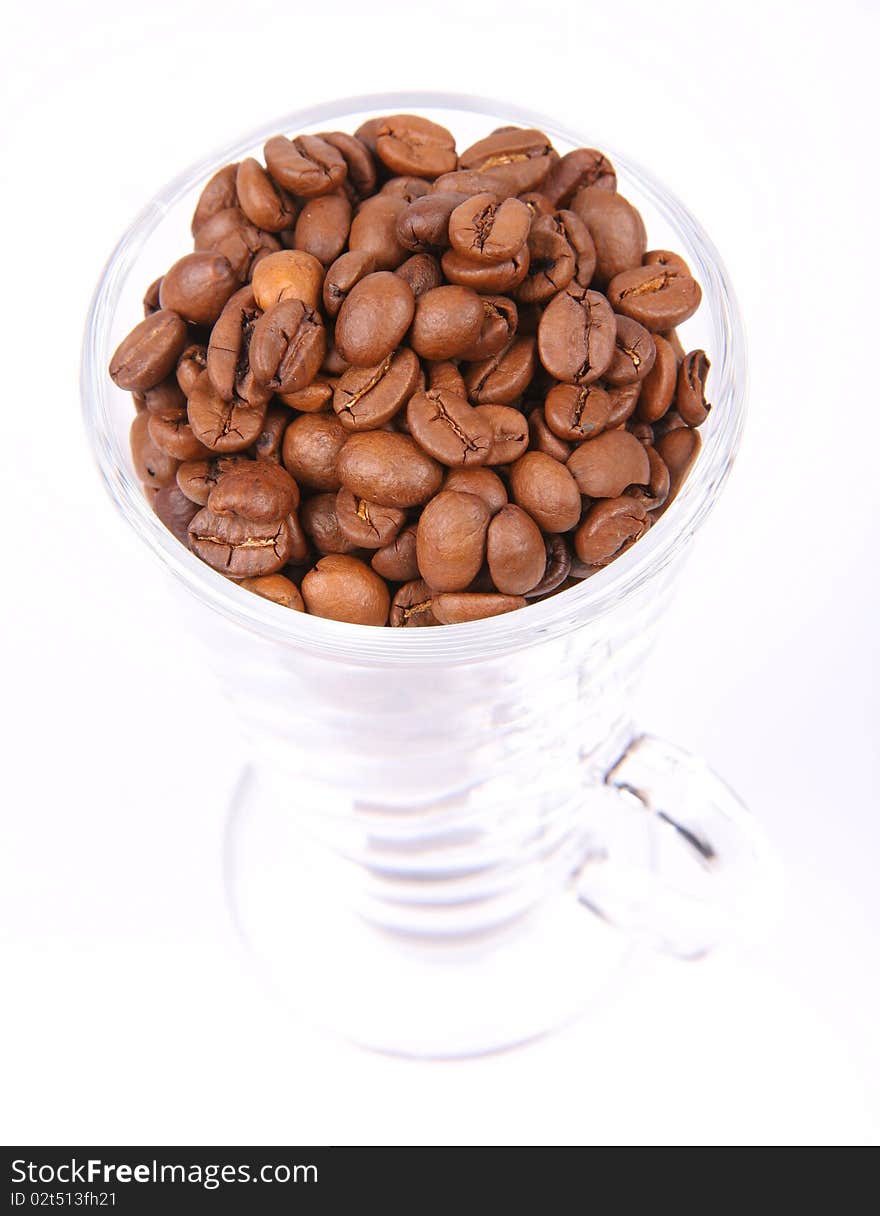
xmin=80 ymin=89 xmax=747 ymax=665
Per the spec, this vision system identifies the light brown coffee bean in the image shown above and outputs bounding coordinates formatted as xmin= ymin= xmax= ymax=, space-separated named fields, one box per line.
xmin=528 ymin=406 xmax=573 ymax=462
xmin=188 ymin=507 xmax=293 ymax=577
xmin=571 ymin=187 xmax=647 ymax=285
xmin=281 ymin=412 xmax=348 ymax=491
xmin=335 ymin=488 xmax=406 ymax=549
xmin=675 ymin=350 xmax=711 ymax=425
xmin=277 ymin=380 xmax=335 ymax=413
xmin=236 ymin=158 xmax=298 ymax=232
xmin=333 ymin=347 xmax=420 ymax=431
xmin=293 ymin=192 xmax=352 ymax=266
xmin=390 ymin=579 xmax=438 ymax=627
xmin=440 ymin=245 xmax=530 ymax=293
xmin=239 ymin=574 xmax=305 ymax=611
xmin=130 ymin=412 xmax=178 ymax=487
xmin=515 ymin=213 xmax=576 ymax=304
xmin=432 ymin=593 xmax=526 ymax=624
xmin=574 ymin=497 xmax=650 ymax=567
xmin=176 ymin=454 xmax=251 ymax=505
xmin=406 ymin=389 xmax=493 ymax=467
xmin=537 ymin=285 xmax=616 ymax=384
xmin=474 ymin=404 xmax=529 ymax=464
xmin=251 ymin=249 xmax=324 ymax=312
xmin=249 ymin=299 xmax=326 ymax=394
xmin=544 ymin=383 xmax=612 ymax=441
xmin=459 ymin=295 xmax=518 ymax=361
xmin=458 ymin=127 xmax=556 ymax=194
xmin=638 ymin=333 xmax=678 ymax=421
xmin=416 ymin=490 xmax=491 ymax=592
xmin=110 ymin=310 xmax=189 ymax=393
xmin=372 ymin=525 xmax=420 ymax=583
xmin=604 ymin=315 xmax=657 ymax=386
xmin=447 ymin=193 xmax=531 ymax=263
xmin=159 ymin=252 xmax=238 ymax=326
xmin=337 ymin=431 xmax=443 ymax=508
xmin=322 ymin=250 xmax=375 ymax=318
xmin=301 ymin=555 xmax=390 ymax=626
xmin=509 ymin=451 xmax=581 ymax=532
xmin=410 ymin=285 xmax=484 ymax=360
xmin=348 ymin=194 xmax=410 ymax=271
xmin=264 ymin=133 xmax=348 ymax=197
xmin=207 ymin=461 xmax=299 ymax=522
xmin=443 ymin=467 xmax=508 ymax=514
xmin=486 ymin=504 xmax=546 ymax=594
xmin=147 ymin=414 xmax=210 ymax=461
xmin=374 ymin=114 xmax=457 ymax=179
xmin=335 ymin=271 xmax=415 ymax=366
xmin=187 ymin=370 xmax=267 ymax=453
xmin=463 ymin=335 xmax=536 ymax=405
xmin=606 ymin=263 xmax=702 ymax=332
xmin=566 ymin=429 xmax=651 ymax=497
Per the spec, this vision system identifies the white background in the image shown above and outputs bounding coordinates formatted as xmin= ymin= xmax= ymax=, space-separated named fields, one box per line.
xmin=2 ymin=0 xmax=878 ymax=1146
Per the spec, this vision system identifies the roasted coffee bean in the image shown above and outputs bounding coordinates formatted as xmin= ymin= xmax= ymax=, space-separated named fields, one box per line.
xmin=337 ymin=431 xmax=443 ymax=508
xmin=427 ymin=360 xmax=467 ymax=397
xmin=144 ymin=376 xmax=187 ymax=420
xmin=333 ymin=347 xmax=420 ymax=431
xmin=474 ymin=405 xmax=529 ymax=464
xmin=252 ymin=249 xmax=324 ymax=312
xmin=605 ymin=381 xmax=642 ymax=427
xmin=374 ymin=115 xmax=457 ymax=179
xmin=143 ymin=277 xmax=163 ymax=316
xmin=544 ymin=383 xmax=612 ymax=441
xmin=638 ymin=333 xmax=678 ymax=421
xmin=604 ymin=315 xmax=657 ymax=386
xmin=486 ymin=504 xmax=546 ymax=594
xmin=322 ymin=250 xmax=376 ymax=317
xmin=397 ymin=192 xmax=465 ymax=253
xmin=278 ymin=379 xmax=335 ymax=413
xmin=416 ymin=490 xmax=491 ymax=592
xmin=390 ymin=578 xmax=437 ymax=627
xmin=147 ymin=414 xmax=209 ymax=461
xmin=348 ymin=195 xmax=410 ymax=271
xmin=607 ymin=263 xmax=702 ymax=332
xmin=394 ymin=253 xmax=444 ymax=297
xmin=301 ymin=492 xmax=356 ymax=554
xmin=432 ymin=593 xmax=526 ymax=624
xmin=321 ymin=336 xmax=350 ymax=376
xmin=191 ymin=164 xmax=239 ymax=235
xmin=463 ymin=335 xmax=535 ymax=404
xmin=537 ymin=285 xmax=616 ymax=384
xmin=433 ymin=169 xmax=510 ymax=199
xmin=567 ymin=429 xmax=650 ymax=497
xmin=264 ymin=134 xmax=348 ymax=197
xmin=249 ymin=299 xmax=326 ymax=394
xmin=335 ymin=272 xmax=414 ymax=366
xmin=193 ymin=207 xmax=280 ymax=281
xmin=293 ymin=192 xmax=352 ymax=265
xmin=130 ymin=412 xmax=179 ymax=487
xmin=447 ymin=193 xmax=531 ymax=264
xmin=664 ymin=327 xmax=686 ymax=361
xmin=319 ymin=131 xmax=378 ymax=199
xmin=443 ymin=467 xmax=508 ymax=514
xmin=518 ymin=191 xmax=554 ymax=218
xmin=509 ymin=451 xmax=581 ymax=532
xmin=187 ymin=369 xmax=267 ymax=453
xmin=528 ymin=406 xmax=573 ymax=462
xmin=542 ymin=148 xmax=616 ymax=207
xmin=239 ymin=573 xmax=305 ymax=610
xmin=176 ymin=454 xmax=250 ymax=505
xmin=655 ymin=425 xmax=701 ymax=502
xmin=248 ymin=404 xmax=288 ymax=463
xmin=410 ymin=286 xmax=484 ymax=360
xmin=556 ymin=209 xmax=597 ymax=288
xmin=574 ymin=497 xmax=650 ymax=567
xmin=406 ymin=389 xmax=493 ymax=467
xmin=207 ymin=287 xmax=272 ymax=410
xmin=458 ymin=127 xmax=556 ymax=194
xmin=188 ymin=507 xmax=293 ymax=577
xmin=159 ymin=252 xmax=237 ymax=326
xmin=335 ymin=487 xmax=406 ymax=549
xmin=282 ymin=412 xmax=348 ymax=491
xmin=571 ymin=187 xmax=646 ymax=285
xmin=628 ymin=420 xmax=655 ymax=445
xmin=644 ymin=249 xmax=691 ymax=275
xmin=653 ymin=409 xmax=689 ymax=437
xmin=380 ymin=176 xmax=432 ymax=202
xmin=372 ymin=525 xmax=420 ymax=583
xmin=524 ymin=534 xmax=572 ymax=598
xmin=153 ymin=483 xmax=199 ymax=546
xmin=207 ymin=461 xmax=299 ymax=522
xmin=110 ymin=310 xmax=188 ymax=392
xmin=440 ymin=245 xmax=530 ymax=293
xmin=459 ymin=295 xmax=518 ymax=361
xmin=301 ymin=554 xmax=390 ymax=626
xmin=176 ymin=344 xmax=208 ymax=397
xmin=515 ymin=214 xmax=576 ymax=305
xmin=626 ymin=444 xmax=670 ymax=511
xmin=675 ymin=350 xmax=711 ymax=425
xmin=236 ymin=158 xmax=298 ymax=232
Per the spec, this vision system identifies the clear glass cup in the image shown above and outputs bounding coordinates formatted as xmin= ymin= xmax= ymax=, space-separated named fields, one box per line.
xmin=81 ymin=92 xmax=767 ymax=1057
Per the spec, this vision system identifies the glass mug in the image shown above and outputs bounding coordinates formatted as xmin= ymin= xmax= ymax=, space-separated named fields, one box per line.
xmin=82 ymin=93 xmax=766 ymax=1057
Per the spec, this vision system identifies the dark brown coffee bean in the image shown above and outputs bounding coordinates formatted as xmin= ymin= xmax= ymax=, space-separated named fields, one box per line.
xmin=236 ymin=158 xmax=298 ymax=232
xmin=604 ymin=315 xmax=657 ymax=386
xmin=337 ymin=431 xmax=443 ymax=508
xmin=390 ymin=579 xmax=437 ymax=626
xmin=249 ymin=299 xmax=325 ymax=394
xmin=447 ymin=193 xmax=531 ymax=263
xmin=335 ymin=488 xmax=406 ymax=549
xmin=638 ymin=333 xmax=678 ymax=422
xmin=537 ymin=285 xmax=616 ymax=384
xmin=144 ymin=376 xmax=187 ymax=420
xmin=675 ymin=350 xmax=711 ymax=425
xmin=458 ymin=127 xmax=556 ymax=194
xmin=374 ymin=115 xmax=457 ymax=179
xmin=509 ymin=451 xmax=581 ymax=532
xmin=544 ymin=382 xmax=612 ymax=441
xmin=440 ymin=245 xmax=530 ymax=293
xmin=571 ymin=188 xmax=646 ymax=285
xmin=406 ymin=389 xmax=493 ymax=468
xmin=574 ymin=497 xmax=649 ymax=567
xmin=252 ymin=403 xmax=292 ymax=463
xmin=252 ymin=249 xmax=324 ymax=312
xmin=207 ymin=461 xmax=299 ymax=522
xmin=322 ymin=250 xmax=376 ymax=318
xmin=394 ymin=253 xmax=443 ymax=297
xmin=474 ymin=405 xmax=529 ymax=464
xmin=432 ymin=593 xmax=526 ymax=624
xmin=524 ymin=534 xmax=572 ymax=598
xmin=528 ymin=406 xmax=573 ymax=462
xmin=319 ymin=131 xmax=378 ymax=199
xmin=410 ymin=285 xmax=484 ymax=360
xmin=159 ymin=252 xmax=237 ymax=326
xmin=458 ymin=295 xmax=518 ymax=361
xmin=335 ymin=271 xmax=414 ymax=366
xmin=293 ymin=192 xmax=352 ymax=265
xmin=372 ymin=525 xmax=420 ymax=583
xmin=191 ymin=164 xmax=238 ymax=235
xmin=396 ymin=192 xmax=465 ymax=253
xmin=239 ymin=573 xmax=305 ymax=611
xmin=333 ymin=346 xmax=420 ymax=431
xmin=416 ymin=490 xmax=491 ymax=592
xmin=130 ymin=412 xmax=178 ymax=487
xmin=193 ymin=208 xmax=280 ymax=281
xmin=625 ymin=445 xmax=670 ymax=511
xmin=348 ymin=194 xmax=410 ymax=270
xmin=110 ymin=310 xmax=188 ymax=393
xmin=514 ymin=213 xmax=576 ymax=304
xmin=607 ymin=264 xmax=702 ymax=332
xmin=443 ymin=467 xmax=508 ymax=514
xmin=542 ymin=148 xmax=616 ymax=207
xmin=654 ymin=427 xmax=701 ymax=503
xmin=147 ymin=414 xmax=209 ymax=461
xmin=463 ymin=335 xmax=535 ymax=404
xmin=187 ymin=369 xmax=267 ymax=453
xmin=206 ymin=287 xmax=272 ymax=410
xmin=143 ymin=277 xmax=163 ymax=316
xmin=281 ymin=413 xmax=348 ymax=491
xmin=176 ymin=454 xmax=250 ymax=505
xmin=189 ymin=507 xmax=293 ymax=577
xmin=301 ymin=492 xmax=356 ymax=554
xmin=605 ymin=381 xmax=642 ymax=427
xmin=567 ymin=429 xmax=650 ymax=497
xmin=486 ymin=504 xmax=546 ymax=594
xmin=264 ymin=134 xmax=348 ymax=197
xmin=153 ymin=483 xmax=199 ymax=546
xmin=301 ymin=554 xmax=390 ymax=625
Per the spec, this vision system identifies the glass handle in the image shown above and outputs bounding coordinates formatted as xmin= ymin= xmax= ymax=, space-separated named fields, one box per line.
xmin=573 ymin=734 xmax=774 ymax=958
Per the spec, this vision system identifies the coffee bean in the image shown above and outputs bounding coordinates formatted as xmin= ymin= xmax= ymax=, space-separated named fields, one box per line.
xmin=282 ymin=413 xmax=348 ymax=491
xmin=264 ymin=134 xmax=348 ymax=198
xmin=207 ymin=461 xmax=299 ymax=522
xmin=474 ymin=404 xmax=529 ymax=464
xmin=443 ymin=467 xmax=508 ymax=514
xmin=607 ymin=263 xmax=702 ymax=331
xmin=537 ymin=285 xmax=616 ymax=384
xmin=372 ymin=525 xmax=420 ymax=583
xmin=571 ymin=187 xmax=646 ymax=285
xmin=249 ymin=299 xmax=326 ymax=394
xmin=644 ymin=249 xmax=691 ymax=275
xmin=144 ymin=376 xmax=187 ymax=420
xmin=277 ymin=379 xmax=335 ymax=413
xmin=175 ymin=344 xmax=208 ymax=397
xmin=416 ymin=490 xmax=491 ymax=592
xmin=110 ymin=310 xmax=188 ymax=392
xmin=293 ymin=192 xmax=352 ymax=266
xmin=239 ymin=573 xmax=305 ymax=610
xmin=458 ymin=127 xmax=556 ymax=194
xmin=397 ymin=192 xmax=465 ymax=253
xmin=626 ymin=445 xmax=671 ymax=511
xmin=390 ymin=579 xmax=438 ymax=627
xmin=301 ymin=554 xmax=390 ymax=625
xmin=333 ymin=346 xmax=420 ymax=431
xmin=300 ymin=491 xmax=356 ymax=554
xmin=433 ymin=169 xmax=510 ymax=199
xmin=176 ymin=454 xmax=250 ymax=505
xmin=147 ymin=413 xmax=209 ymax=461
xmin=143 ymin=276 xmax=163 ymax=316
xmin=514 ymin=213 xmax=576 ymax=304
xmin=654 ymin=426 xmax=701 ymax=502
xmin=675 ymin=350 xmax=711 ymax=425
xmin=459 ymin=295 xmax=518 ymax=361
xmin=605 ymin=381 xmax=642 ymax=427
xmin=509 ymin=451 xmax=581 ymax=532
xmin=348 ymin=194 xmax=410 ymax=270
xmin=319 ymin=131 xmax=378 ymax=199
xmin=556 ymin=209 xmax=597 ymax=287
xmin=236 ymin=158 xmax=298 ymax=232
xmin=524 ymin=534 xmax=572 ymax=598
xmin=335 ymin=271 xmax=414 ymax=366
xmin=394 ymin=253 xmax=444 ymax=297
xmin=191 ymin=164 xmax=239 ymax=235
xmin=567 ymin=429 xmax=650 ymax=497
xmin=252 ymin=403 xmax=292 ymax=463
xmin=542 ymin=148 xmax=616 ymax=207
xmin=381 ymin=176 xmax=432 ymax=202
xmin=426 ymin=360 xmax=467 ymax=397
xmin=251 ymin=249 xmax=324 ymax=312
xmin=335 ymin=487 xmax=406 ymax=549
xmin=410 ymin=285 xmax=484 ymax=360
xmin=187 ymin=369 xmax=267 ymax=453
xmin=130 ymin=412 xmax=179 ymax=487
xmin=518 ymin=192 xmax=554 ymax=218
xmin=486 ymin=504 xmax=546 ymax=594
xmin=337 ymin=431 xmax=443 ymax=508
xmin=463 ymin=335 xmax=535 ymax=404
xmin=544 ymin=383 xmax=612 ymax=441
xmin=374 ymin=115 xmax=457 ymax=179
xmin=574 ymin=497 xmax=650 ymax=567
xmin=193 ymin=207 xmax=280 ymax=281
xmin=152 ymin=482 xmax=199 ymax=546
xmin=528 ymin=406 xmax=573 ymax=462
xmin=440 ymin=245 xmax=530 ymax=293
xmin=448 ymin=193 xmax=531 ymax=264
xmin=206 ymin=286 xmax=271 ymax=411
xmin=432 ymin=593 xmax=526 ymax=624
xmin=604 ymin=315 xmax=657 ymax=385
xmin=406 ymin=389 xmax=493 ymax=467
xmin=188 ymin=507 xmax=293 ymax=577
xmin=638 ymin=333 xmax=678 ymax=421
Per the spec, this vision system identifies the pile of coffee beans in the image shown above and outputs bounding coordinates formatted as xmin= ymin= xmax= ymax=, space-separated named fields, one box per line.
xmin=110 ymin=115 xmax=710 ymax=627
